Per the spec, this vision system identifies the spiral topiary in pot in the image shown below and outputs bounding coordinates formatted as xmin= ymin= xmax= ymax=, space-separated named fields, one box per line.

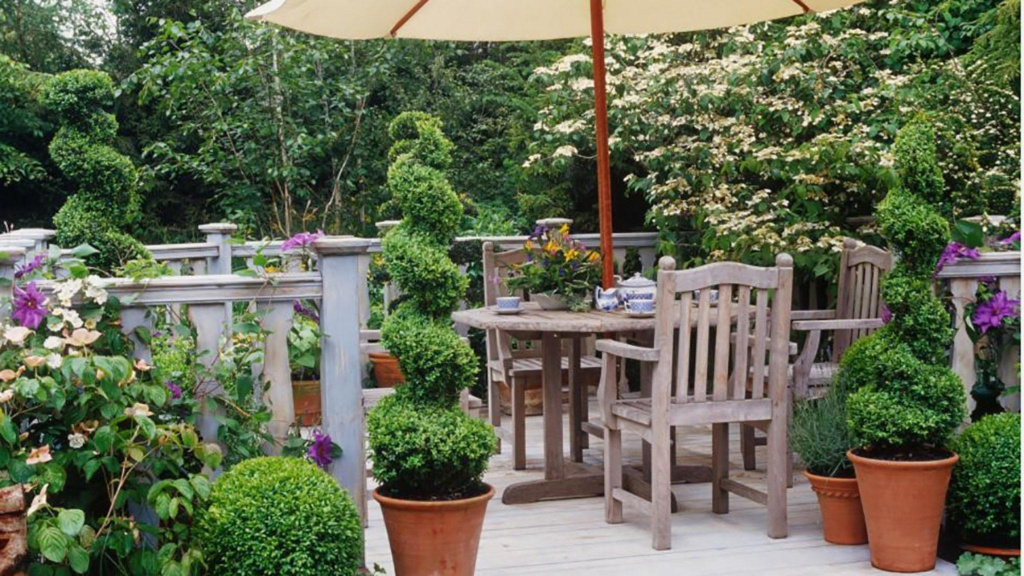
xmin=947 ymin=412 xmax=1021 ymax=549
xmin=197 ymin=457 xmax=363 ymax=576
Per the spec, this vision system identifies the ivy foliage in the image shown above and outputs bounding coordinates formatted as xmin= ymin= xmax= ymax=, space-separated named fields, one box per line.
xmin=44 ymin=70 xmax=148 ymax=270
xmin=844 ymin=116 xmax=966 ymax=452
xmin=369 ymin=112 xmax=496 ymax=500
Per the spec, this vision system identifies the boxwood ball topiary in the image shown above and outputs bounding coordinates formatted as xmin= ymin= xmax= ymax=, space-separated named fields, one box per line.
xmin=197 ymin=457 xmax=363 ymax=576
xmin=947 ymin=413 xmax=1021 ymax=545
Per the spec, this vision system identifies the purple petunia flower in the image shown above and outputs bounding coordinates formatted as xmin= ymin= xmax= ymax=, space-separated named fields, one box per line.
xmin=293 ymin=300 xmax=320 ymax=323
xmin=12 ymin=282 xmax=47 ymax=329
xmin=307 ymin=429 xmax=333 ymax=469
xmin=530 ymin=225 xmax=548 ymax=240
xmin=999 ymin=231 xmax=1021 ymax=246
xmin=281 ymin=230 xmax=324 ymax=252
xmin=166 ymin=380 xmax=183 ymax=400
xmin=936 ymin=242 xmax=981 ymax=274
xmin=881 ymin=304 xmax=892 ymax=324
xmin=973 ymin=291 xmax=1020 ymax=333
xmin=14 ymin=254 xmax=45 ymax=279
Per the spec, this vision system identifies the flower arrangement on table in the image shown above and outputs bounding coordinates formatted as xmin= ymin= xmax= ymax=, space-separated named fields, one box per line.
xmin=506 ymin=223 xmax=602 ymax=312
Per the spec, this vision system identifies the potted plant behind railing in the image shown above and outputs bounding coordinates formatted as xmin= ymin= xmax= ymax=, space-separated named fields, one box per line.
xmin=288 ymin=302 xmax=322 ymax=425
xmin=790 ymin=380 xmax=867 ymax=545
xmin=507 ymin=223 xmax=601 ymax=311
xmin=367 ymin=112 xmax=496 ymax=576
xmin=839 ymin=115 xmax=967 ymax=572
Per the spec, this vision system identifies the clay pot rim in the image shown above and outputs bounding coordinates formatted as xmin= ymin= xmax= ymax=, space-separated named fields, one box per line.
xmin=847 ymin=449 xmax=959 ymax=471
xmin=368 ymin=352 xmax=398 ymax=360
xmin=373 ymin=484 xmax=495 ymax=512
xmin=803 ymin=470 xmax=858 ymax=486
xmin=961 ymin=542 xmax=1021 ymax=558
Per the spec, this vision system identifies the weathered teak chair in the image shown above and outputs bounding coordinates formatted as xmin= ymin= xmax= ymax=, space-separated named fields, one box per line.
xmin=482 ymin=241 xmax=602 ymax=469
xmin=740 ymin=238 xmax=892 ymax=471
xmin=597 ymin=255 xmax=794 ymax=550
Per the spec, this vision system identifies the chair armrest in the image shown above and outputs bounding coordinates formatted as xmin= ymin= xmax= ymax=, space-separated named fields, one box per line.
xmin=595 ymin=339 xmax=660 ymax=362
xmin=790 ymin=309 xmax=836 ymax=321
xmin=792 ymin=318 xmax=883 ymax=332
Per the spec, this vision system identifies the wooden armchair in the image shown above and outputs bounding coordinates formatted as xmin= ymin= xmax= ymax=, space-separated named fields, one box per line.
xmin=598 ymin=255 xmax=794 ymax=550
xmin=482 ymin=241 xmax=602 ymax=470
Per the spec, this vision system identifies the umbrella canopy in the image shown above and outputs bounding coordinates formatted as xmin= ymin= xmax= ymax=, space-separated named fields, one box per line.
xmin=247 ymin=0 xmax=866 ymax=285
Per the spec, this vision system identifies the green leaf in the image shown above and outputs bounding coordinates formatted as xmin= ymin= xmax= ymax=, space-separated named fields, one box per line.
xmin=134 ymin=414 xmax=157 ymax=440
xmin=39 ymin=525 xmax=68 ymax=562
xmin=952 ymin=220 xmax=985 ymax=248
xmin=83 ymin=459 xmax=102 ymax=481
xmin=71 ymin=244 xmax=99 ymax=258
xmin=189 ymin=475 xmax=212 ymax=500
xmin=93 ymin=426 xmax=114 ymax=452
xmin=58 ymin=509 xmax=85 ymax=537
xmin=67 ymin=545 xmax=89 ymax=574
xmin=0 ymin=414 xmax=16 ymax=444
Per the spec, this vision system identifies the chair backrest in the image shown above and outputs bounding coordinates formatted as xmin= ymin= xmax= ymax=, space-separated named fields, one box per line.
xmin=648 ymin=255 xmax=794 ymax=411
xmin=833 ymin=238 xmax=893 ymax=358
xmin=482 ymin=242 xmax=529 ymax=368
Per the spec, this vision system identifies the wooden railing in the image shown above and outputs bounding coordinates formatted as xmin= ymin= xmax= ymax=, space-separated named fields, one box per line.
xmin=937 ymin=251 xmax=1022 ymax=413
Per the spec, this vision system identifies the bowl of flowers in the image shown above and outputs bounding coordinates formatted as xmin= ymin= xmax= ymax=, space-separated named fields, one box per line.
xmin=507 ymin=223 xmax=601 ymax=312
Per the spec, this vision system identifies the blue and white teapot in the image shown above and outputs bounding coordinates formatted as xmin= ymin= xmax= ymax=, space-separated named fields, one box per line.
xmin=594 ymin=286 xmax=620 ymax=311
xmin=617 ymin=273 xmax=657 ymax=303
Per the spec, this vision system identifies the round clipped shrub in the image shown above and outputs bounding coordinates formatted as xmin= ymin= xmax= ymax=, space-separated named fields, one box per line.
xmin=876 ymin=188 xmax=950 ymax=275
xmin=947 ymin=413 xmax=1021 ymax=545
xmin=380 ymin=307 xmax=477 ymax=405
xmin=368 ymin=393 xmax=496 ymax=499
xmin=197 ymin=457 xmax=363 ymax=576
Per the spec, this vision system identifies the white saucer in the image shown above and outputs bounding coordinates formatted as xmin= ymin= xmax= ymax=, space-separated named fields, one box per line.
xmin=496 ymin=308 xmax=523 ymax=315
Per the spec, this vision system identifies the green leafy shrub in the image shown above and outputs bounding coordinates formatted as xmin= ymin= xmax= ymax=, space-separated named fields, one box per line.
xmin=843 ymin=114 xmax=966 ymax=454
xmin=956 ymin=552 xmax=1021 ymax=576
xmin=790 ymin=381 xmax=854 ymax=477
xmin=197 ymin=457 xmax=363 ymax=576
xmin=947 ymin=413 xmax=1021 ymax=545
xmin=370 ymin=111 xmax=496 ymax=500
xmin=43 ymin=69 xmax=148 ymax=270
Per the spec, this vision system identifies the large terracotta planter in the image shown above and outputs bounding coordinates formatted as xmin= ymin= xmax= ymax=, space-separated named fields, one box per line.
xmin=803 ymin=471 xmax=867 ymax=545
xmin=291 ymin=379 xmax=321 ymax=426
xmin=374 ymin=485 xmax=493 ymax=576
xmin=848 ymin=449 xmax=958 ymax=573
xmin=369 ymin=352 xmax=405 ymax=388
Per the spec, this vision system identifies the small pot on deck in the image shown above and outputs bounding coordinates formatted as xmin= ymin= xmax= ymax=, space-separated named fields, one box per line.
xmin=803 ymin=470 xmax=867 ymax=545
xmin=374 ymin=484 xmax=493 ymax=576
xmin=369 ymin=352 xmax=405 ymax=388
xmin=848 ymin=449 xmax=958 ymax=573
xmin=290 ymin=379 xmax=321 ymax=426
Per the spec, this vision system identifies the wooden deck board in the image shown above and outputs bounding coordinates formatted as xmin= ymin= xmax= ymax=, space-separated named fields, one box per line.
xmin=364 ymin=399 xmax=956 ymax=575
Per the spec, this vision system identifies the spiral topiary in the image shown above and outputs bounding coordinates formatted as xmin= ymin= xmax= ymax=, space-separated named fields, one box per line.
xmin=367 ymin=112 xmax=495 ymax=500
xmin=43 ymin=70 xmax=148 ymax=270
xmin=842 ymin=114 xmax=966 ymax=453
xmin=946 ymin=413 xmax=1021 ymax=545
xmin=197 ymin=457 xmax=363 ymax=576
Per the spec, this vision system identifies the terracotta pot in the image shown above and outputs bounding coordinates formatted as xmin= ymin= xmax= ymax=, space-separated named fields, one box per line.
xmin=291 ymin=379 xmax=321 ymax=427
xmin=961 ymin=543 xmax=1021 ymax=558
xmin=374 ymin=485 xmax=494 ymax=576
xmin=848 ymin=449 xmax=958 ymax=573
xmin=803 ymin=471 xmax=867 ymax=545
xmin=369 ymin=352 xmax=405 ymax=388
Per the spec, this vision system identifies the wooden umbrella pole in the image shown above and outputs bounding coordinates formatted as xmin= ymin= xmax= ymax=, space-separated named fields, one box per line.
xmin=590 ymin=0 xmax=615 ymax=288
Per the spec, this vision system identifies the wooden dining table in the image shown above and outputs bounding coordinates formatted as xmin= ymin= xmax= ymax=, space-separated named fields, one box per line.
xmin=452 ymin=302 xmax=728 ymax=505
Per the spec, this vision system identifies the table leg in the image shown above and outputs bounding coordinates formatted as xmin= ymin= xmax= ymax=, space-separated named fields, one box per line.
xmin=542 ymin=332 xmax=564 ymax=480
xmin=569 ymin=335 xmax=584 ymax=462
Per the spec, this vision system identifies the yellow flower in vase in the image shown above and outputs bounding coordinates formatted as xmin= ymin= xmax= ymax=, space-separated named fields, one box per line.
xmin=565 ymin=249 xmax=579 ymax=261
xmin=587 ymin=251 xmax=600 ymax=262
xmin=544 ymin=240 xmax=558 ymax=254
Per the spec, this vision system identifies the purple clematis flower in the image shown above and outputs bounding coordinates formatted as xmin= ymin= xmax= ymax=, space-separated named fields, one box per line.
xmin=999 ymin=231 xmax=1021 ymax=246
xmin=973 ymin=291 xmax=1020 ymax=333
xmin=281 ymin=230 xmax=324 ymax=252
xmin=166 ymin=380 xmax=183 ymax=400
xmin=307 ymin=429 xmax=333 ymax=469
xmin=14 ymin=254 xmax=45 ymax=279
xmin=936 ymin=242 xmax=980 ymax=274
xmin=881 ymin=304 xmax=892 ymax=324
xmin=293 ymin=300 xmax=320 ymax=323
xmin=12 ymin=282 xmax=47 ymax=329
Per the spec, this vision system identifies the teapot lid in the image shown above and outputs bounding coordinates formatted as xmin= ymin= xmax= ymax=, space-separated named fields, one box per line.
xmin=618 ymin=273 xmax=655 ymax=287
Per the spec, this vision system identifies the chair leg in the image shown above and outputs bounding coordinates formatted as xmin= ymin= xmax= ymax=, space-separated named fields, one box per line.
xmin=766 ymin=420 xmax=788 ymax=539
xmin=740 ymin=424 xmax=757 ymax=470
xmin=488 ymin=376 xmax=502 ymax=454
xmin=512 ymin=376 xmax=526 ymax=470
xmin=604 ymin=425 xmax=623 ymax=524
xmin=651 ymin=424 xmax=672 ymax=551
xmin=711 ymin=423 xmax=729 ymax=515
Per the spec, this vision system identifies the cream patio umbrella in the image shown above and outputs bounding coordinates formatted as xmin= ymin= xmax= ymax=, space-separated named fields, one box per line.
xmin=246 ymin=0 xmax=866 ymax=286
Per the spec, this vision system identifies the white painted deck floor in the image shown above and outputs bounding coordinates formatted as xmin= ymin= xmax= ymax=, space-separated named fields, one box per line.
xmin=364 ymin=401 xmax=957 ymax=575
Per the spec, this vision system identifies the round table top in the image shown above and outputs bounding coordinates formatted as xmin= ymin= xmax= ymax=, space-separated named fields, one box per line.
xmin=452 ymin=302 xmax=657 ymax=333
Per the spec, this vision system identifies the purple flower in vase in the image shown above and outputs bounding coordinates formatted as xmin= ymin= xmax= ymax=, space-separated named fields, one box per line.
xmin=973 ymin=291 xmax=1020 ymax=333
xmin=293 ymin=300 xmax=320 ymax=323
xmin=530 ymin=224 xmax=548 ymax=240
xmin=307 ymin=429 xmax=333 ymax=469
xmin=999 ymin=231 xmax=1021 ymax=246
xmin=281 ymin=230 xmax=324 ymax=252
xmin=14 ymin=254 xmax=45 ymax=279
xmin=881 ymin=304 xmax=892 ymax=324
xmin=12 ymin=282 xmax=47 ymax=329
xmin=166 ymin=380 xmax=183 ymax=400
xmin=936 ymin=242 xmax=980 ymax=274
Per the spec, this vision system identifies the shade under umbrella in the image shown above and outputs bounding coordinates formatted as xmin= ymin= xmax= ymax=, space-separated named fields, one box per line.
xmin=247 ymin=0 xmax=866 ymax=285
